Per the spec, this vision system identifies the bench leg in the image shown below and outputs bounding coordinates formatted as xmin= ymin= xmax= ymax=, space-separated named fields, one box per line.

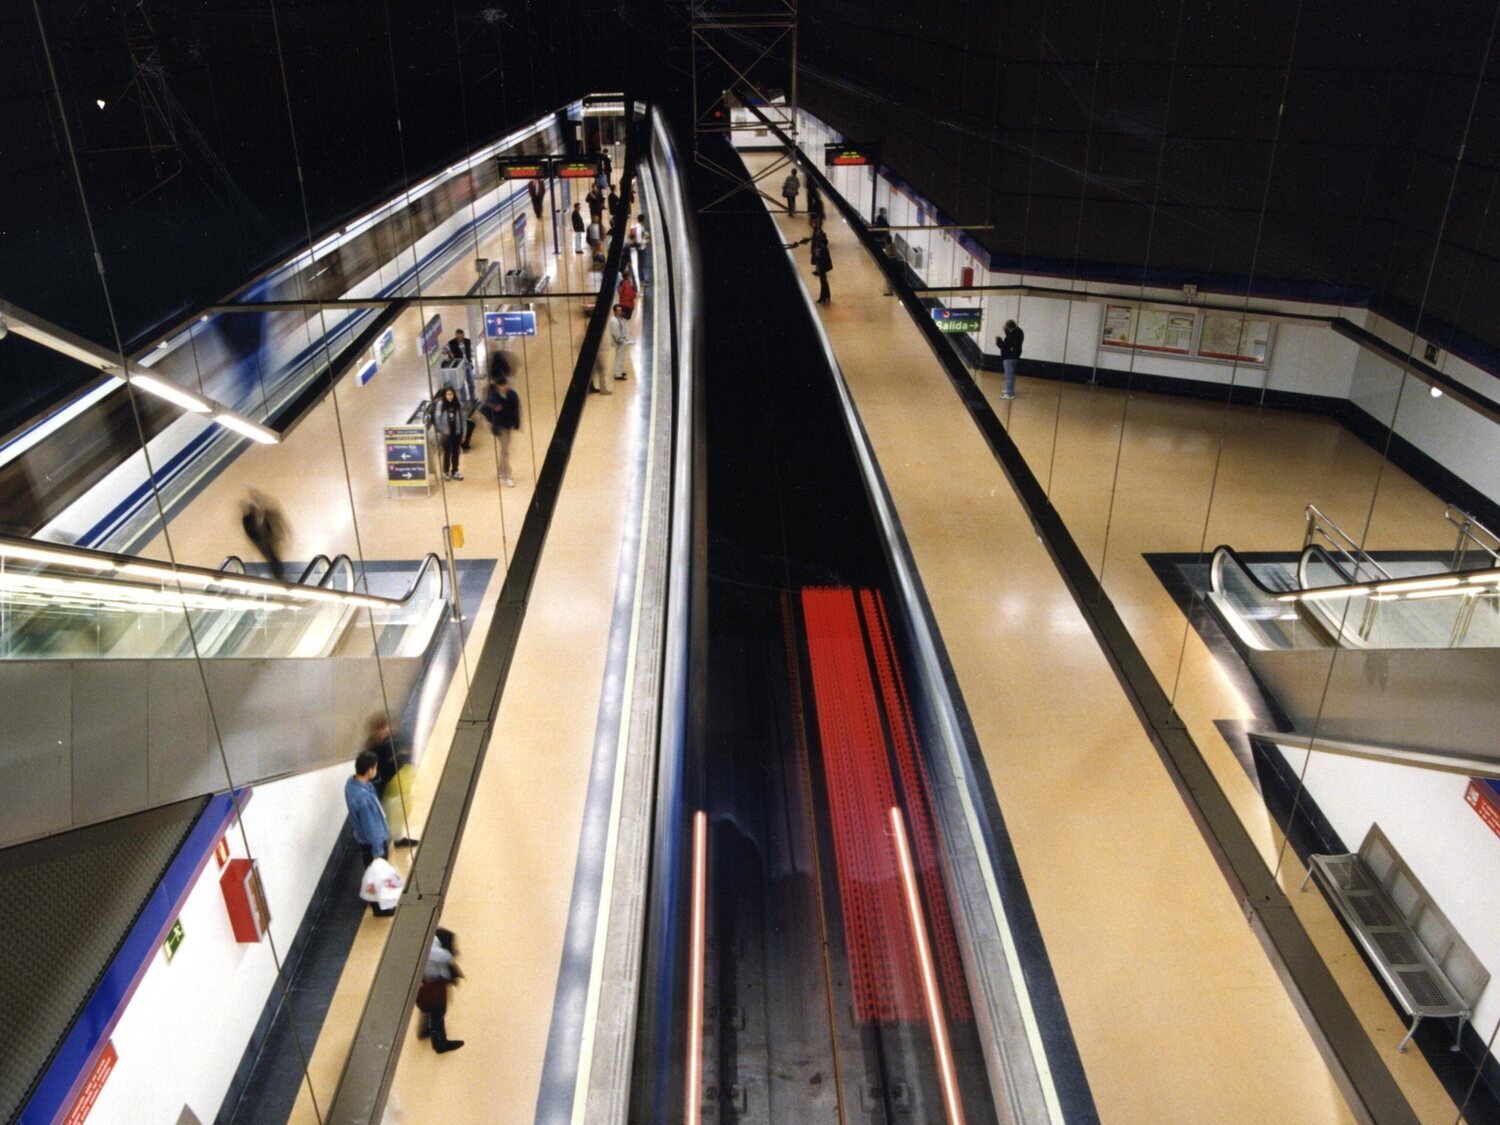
xmin=1299 ymin=867 xmax=1314 ymax=892
xmin=1452 ymin=1015 xmax=1467 ymax=1052
xmin=1398 ymin=1014 xmax=1422 ymax=1053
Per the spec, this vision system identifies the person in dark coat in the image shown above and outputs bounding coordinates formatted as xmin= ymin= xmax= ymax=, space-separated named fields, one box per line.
xmin=240 ymin=488 xmax=288 ymax=580
xmin=811 ymin=223 xmax=833 ymax=305
xmin=528 ymin=177 xmax=545 ymax=219
xmin=587 ymin=185 xmax=604 ymax=225
xmin=571 ymin=202 xmax=586 ymax=253
xmin=481 ymin=372 xmax=522 ymax=486
xmin=997 ymin=319 xmax=1024 ymax=399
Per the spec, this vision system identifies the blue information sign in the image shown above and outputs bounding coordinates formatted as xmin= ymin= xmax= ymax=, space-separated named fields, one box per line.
xmin=485 ymin=310 xmax=538 ymax=338
xmin=356 ymin=358 xmax=378 ymax=387
xmin=384 ymin=424 xmax=429 ymax=488
xmin=932 ymin=307 xmax=982 ymax=334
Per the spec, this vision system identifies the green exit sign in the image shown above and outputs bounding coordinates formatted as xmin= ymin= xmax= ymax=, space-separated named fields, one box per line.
xmin=163 ymin=919 xmax=185 ymax=962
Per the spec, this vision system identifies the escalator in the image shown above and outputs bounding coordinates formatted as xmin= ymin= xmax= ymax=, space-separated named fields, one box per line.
xmin=1208 ymin=541 xmax=1500 ymax=770
xmin=0 ymin=532 xmax=449 ymax=848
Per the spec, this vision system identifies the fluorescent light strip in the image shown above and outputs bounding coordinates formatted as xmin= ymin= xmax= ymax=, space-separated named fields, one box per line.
xmin=212 ymin=412 xmax=279 ymax=444
xmin=129 ymin=373 xmax=211 ymax=413
xmin=890 ymin=806 xmax=967 ymax=1125
xmin=1378 ymin=575 xmax=1462 ymax=594
xmin=119 ymin=562 xmax=217 ymax=587
xmin=684 ymin=809 xmax=708 ymax=1125
xmin=0 ymin=543 xmax=116 ymax=572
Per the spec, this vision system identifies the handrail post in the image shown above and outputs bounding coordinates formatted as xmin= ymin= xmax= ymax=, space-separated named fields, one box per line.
xmin=442 ymin=525 xmax=464 ymax=623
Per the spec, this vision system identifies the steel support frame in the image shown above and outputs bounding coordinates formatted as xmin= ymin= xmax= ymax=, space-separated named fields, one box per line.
xmin=690 ymin=0 xmax=798 ymax=213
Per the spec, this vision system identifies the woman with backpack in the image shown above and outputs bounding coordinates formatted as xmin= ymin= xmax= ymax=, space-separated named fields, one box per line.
xmin=811 ymin=222 xmax=833 ymax=305
xmin=432 ymin=385 xmax=465 ymax=481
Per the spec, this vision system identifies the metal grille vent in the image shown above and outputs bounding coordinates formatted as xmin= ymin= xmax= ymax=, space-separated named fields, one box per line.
xmin=1397 ymin=969 xmax=1450 ymax=1009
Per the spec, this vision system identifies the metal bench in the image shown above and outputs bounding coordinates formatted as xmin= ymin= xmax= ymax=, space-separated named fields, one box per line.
xmin=1302 ymin=852 xmax=1470 ymax=1052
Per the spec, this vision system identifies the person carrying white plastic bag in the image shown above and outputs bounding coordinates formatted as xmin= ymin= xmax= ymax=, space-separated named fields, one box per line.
xmin=360 ymin=856 xmax=404 ymax=916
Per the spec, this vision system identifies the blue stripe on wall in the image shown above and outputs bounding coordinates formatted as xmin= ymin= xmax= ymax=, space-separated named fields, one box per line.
xmin=20 ymin=789 xmax=249 ymax=1125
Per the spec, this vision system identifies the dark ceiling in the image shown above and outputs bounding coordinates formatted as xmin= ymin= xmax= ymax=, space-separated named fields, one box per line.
xmin=1 ymin=0 xmax=1496 ymax=427
xmin=794 ymin=0 xmax=1500 ymax=361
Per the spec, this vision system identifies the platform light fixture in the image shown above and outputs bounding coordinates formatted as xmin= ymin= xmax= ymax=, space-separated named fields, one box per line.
xmin=0 ymin=300 xmax=282 ymax=447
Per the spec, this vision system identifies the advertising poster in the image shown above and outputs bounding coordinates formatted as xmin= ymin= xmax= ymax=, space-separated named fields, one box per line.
xmin=377 ymin=327 xmax=395 ymax=365
xmin=419 ymin=314 xmax=443 ymax=371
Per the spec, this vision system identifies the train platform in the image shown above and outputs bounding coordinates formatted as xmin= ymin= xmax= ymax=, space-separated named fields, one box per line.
xmin=740 ymin=146 xmax=1460 ymax=1122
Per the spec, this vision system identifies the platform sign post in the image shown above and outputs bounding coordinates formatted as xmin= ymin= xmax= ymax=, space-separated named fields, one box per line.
xmin=385 ymin=423 xmax=430 ymax=494
xmin=511 ymin=213 xmax=528 ymax=266
xmin=484 ymin=310 xmax=538 ymax=338
xmin=931 ymin=307 xmax=982 ymax=334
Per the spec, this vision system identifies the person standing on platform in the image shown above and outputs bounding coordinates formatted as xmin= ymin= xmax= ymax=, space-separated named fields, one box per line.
xmin=571 ymin=203 xmax=586 ymax=253
xmin=445 ymin=329 xmax=477 ymax=405
xmin=482 ymin=372 xmax=522 ymax=486
xmin=618 ymin=269 xmax=638 ymax=321
xmin=433 ymin=385 xmax=465 ymax=480
xmin=240 ymin=488 xmax=289 ymax=581
xmin=587 ymin=184 xmax=604 ymax=227
xmin=782 ymin=167 xmax=801 ymax=215
xmin=607 ymin=184 xmax=621 ymax=232
xmin=871 ymin=207 xmax=894 ymax=295
xmin=811 ymin=223 xmax=833 ymax=305
xmin=528 ymin=177 xmax=545 ymax=220
xmin=631 ymin=214 xmax=651 ymax=284
xmin=997 ymin=319 xmax=1024 ymax=399
xmin=415 ymin=929 xmax=466 ymax=1054
xmin=592 ymin=303 xmax=629 ymax=392
xmin=345 ymin=751 xmax=395 ymax=915
xmin=807 ymin=179 xmax=825 ymax=226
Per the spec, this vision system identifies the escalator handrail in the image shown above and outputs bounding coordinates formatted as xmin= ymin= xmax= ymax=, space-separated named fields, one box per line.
xmin=0 ymin=531 xmax=403 ymax=608
xmin=218 ymin=555 xmax=248 ymax=574
xmin=1298 ymin=543 xmax=1355 ymax=590
xmin=298 ymin=554 xmax=334 ymax=586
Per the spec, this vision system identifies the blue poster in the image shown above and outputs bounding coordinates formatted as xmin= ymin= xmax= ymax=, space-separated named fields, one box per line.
xmin=485 ymin=310 xmax=538 ymax=338
xmin=932 ymin=307 xmax=982 ymax=334
xmin=419 ymin=314 xmax=444 ymax=369
xmin=356 ymin=357 xmax=378 ymax=386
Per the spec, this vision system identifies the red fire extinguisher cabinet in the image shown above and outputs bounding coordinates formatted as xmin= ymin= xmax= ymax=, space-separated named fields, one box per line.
xmin=220 ymin=858 xmax=272 ymax=943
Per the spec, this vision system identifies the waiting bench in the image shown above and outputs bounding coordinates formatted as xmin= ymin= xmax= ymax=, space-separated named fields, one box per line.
xmin=1302 ymin=852 xmax=1471 ymax=1052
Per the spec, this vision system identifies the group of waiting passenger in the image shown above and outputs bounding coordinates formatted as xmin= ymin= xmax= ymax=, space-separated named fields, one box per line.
xmin=429 ymin=328 xmax=522 ymax=485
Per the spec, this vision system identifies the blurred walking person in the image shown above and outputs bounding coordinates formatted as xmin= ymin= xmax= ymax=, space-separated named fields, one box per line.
xmin=618 ymin=269 xmax=638 ymax=321
xmin=415 ymin=928 xmax=466 ymax=1054
xmin=482 ymin=371 xmax=522 ymax=487
xmin=365 ymin=714 xmax=418 ymax=848
xmin=528 ymin=177 xmax=545 ymax=220
xmin=240 ymin=488 xmax=289 ymax=581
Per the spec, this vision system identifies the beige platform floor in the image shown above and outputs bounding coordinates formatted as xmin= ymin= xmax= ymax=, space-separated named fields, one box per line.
xmin=121 ymin=165 xmax=646 ymax=1120
xmin=745 ymin=150 xmax=1459 ymax=1121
